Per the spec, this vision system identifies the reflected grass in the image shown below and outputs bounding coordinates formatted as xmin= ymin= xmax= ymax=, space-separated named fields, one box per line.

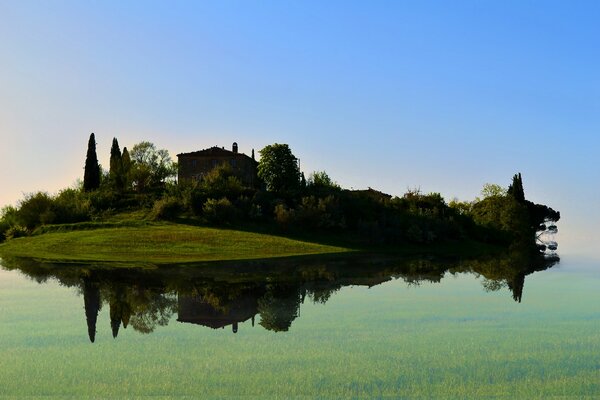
xmin=0 ymin=269 xmax=599 ymax=398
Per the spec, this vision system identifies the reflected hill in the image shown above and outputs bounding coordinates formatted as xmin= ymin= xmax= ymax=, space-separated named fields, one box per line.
xmin=0 ymin=249 xmax=559 ymax=342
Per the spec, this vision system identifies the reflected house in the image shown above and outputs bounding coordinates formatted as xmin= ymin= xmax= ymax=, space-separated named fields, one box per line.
xmin=177 ymin=142 xmax=258 ymax=187
xmin=177 ymin=294 xmax=258 ymax=333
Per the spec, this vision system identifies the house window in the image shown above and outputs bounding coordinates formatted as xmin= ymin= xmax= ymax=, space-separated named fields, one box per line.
xmin=230 ymin=158 xmax=237 ymax=168
xmin=211 ymin=159 xmax=218 ymax=168
xmin=191 ymin=160 xmax=197 ymax=169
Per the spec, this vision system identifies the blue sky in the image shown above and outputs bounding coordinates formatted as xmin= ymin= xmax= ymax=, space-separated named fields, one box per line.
xmin=0 ymin=1 xmax=598 ymax=256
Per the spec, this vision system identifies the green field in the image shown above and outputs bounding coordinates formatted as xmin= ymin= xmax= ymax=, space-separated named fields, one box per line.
xmin=0 ymin=222 xmax=351 ymax=264
xmin=0 ymin=264 xmax=598 ymax=398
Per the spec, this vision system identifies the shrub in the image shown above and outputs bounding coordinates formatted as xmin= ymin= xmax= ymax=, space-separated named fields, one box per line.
xmin=151 ymin=197 xmax=183 ymax=221
xmin=202 ymin=198 xmax=237 ymax=224
xmin=296 ymin=195 xmax=345 ymax=229
xmin=17 ymin=192 xmax=54 ymax=229
xmin=53 ymin=188 xmax=92 ymax=223
xmin=273 ymin=203 xmax=296 ymax=228
xmin=5 ymin=225 xmax=29 ymax=240
xmin=202 ymin=164 xmax=244 ymax=198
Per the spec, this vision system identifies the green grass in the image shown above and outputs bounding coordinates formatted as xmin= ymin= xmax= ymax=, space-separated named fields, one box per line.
xmin=0 ymin=222 xmax=352 ymax=264
xmin=0 ymin=267 xmax=599 ymax=398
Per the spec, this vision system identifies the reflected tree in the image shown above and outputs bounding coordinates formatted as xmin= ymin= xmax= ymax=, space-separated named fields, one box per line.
xmin=82 ymin=277 xmax=101 ymax=343
xmin=258 ymin=285 xmax=301 ymax=332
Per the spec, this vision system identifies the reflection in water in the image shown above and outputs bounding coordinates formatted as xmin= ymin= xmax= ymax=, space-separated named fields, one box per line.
xmin=0 ymin=250 xmax=559 ymax=342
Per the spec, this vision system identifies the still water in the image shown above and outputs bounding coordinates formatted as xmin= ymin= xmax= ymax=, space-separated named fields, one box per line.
xmin=0 ymin=253 xmax=598 ymax=398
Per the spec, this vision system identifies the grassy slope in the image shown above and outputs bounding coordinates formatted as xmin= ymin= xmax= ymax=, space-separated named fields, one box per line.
xmin=0 ymin=223 xmax=352 ymax=264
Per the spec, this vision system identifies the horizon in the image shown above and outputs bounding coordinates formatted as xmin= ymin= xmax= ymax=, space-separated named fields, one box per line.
xmin=1 ymin=1 xmax=598 ymax=257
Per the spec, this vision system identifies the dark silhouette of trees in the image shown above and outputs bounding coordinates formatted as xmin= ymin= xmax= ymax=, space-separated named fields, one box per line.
xmin=83 ymin=133 xmax=101 ymax=192
xmin=121 ymin=147 xmax=132 ymax=190
xmin=83 ymin=278 xmax=101 ymax=343
xmin=257 ymin=144 xmax=300 ymax=194
xmin=507 ymin=173 xmax=525 ymax=203
xmin=109 ymin=137 xmax=124 ymax=190
xmin=258 ymin=285 xmax=301 ymax=332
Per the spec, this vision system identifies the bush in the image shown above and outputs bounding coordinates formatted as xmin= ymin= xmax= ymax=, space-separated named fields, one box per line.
xmin=296 ymin=195 xmax=345 ymax=229
xmin=151 ymin=197 xmax=183 ymax=221
xmin=17 ymin=192 xmax=54 ymax=229
xmin=5 ymin=225 xmax=29 ymax=240
xmin=202 ymin=164 xmax=244 ymax=198
xmin=273 ymin=203 xmax=296 ymax=228
xmin=53 ymin=188 xmax=92 ymax=223
xmin=202 ymin=198 xmax=237 ymax=224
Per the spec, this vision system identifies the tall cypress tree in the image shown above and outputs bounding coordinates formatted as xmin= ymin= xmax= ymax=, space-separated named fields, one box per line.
xmin=83 ymin=133 xmax=101 ymax=192
xmin=83 ymin=278 xmax=101 ymax=343
xmin=507 ymin=173 xmax=525 ymax=203
xmin=109 ymin=137 xmax=123 ymax=189
xmin=121 ymin=147 xmax=132 ymax=190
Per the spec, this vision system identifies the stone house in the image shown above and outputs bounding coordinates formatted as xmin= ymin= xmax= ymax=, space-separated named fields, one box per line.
xmin=177 ymin=142 xmax=258 ymax=187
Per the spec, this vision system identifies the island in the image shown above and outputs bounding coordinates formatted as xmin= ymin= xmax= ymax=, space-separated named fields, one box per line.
xmin=0 ymin=134 xmax=560 ymax=265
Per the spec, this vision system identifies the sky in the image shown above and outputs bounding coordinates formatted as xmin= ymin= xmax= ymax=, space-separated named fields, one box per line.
xmin=0 ymin=1 xmax=598 ymax=257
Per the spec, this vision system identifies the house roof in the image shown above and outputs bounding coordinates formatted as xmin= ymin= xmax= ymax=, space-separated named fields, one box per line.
xmin=177 ymin=146 xmax=252 ymax=159
xmin=350 ymin=187 xmax=393 ymax=200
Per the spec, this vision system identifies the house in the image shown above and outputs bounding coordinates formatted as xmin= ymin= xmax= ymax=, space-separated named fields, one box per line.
xmin=177 ymin=142 xmax=258 ymax=186
xmin=177 ymin=293 xmax=258 ymax=333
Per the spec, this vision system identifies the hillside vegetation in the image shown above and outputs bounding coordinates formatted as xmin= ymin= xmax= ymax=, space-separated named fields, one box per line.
xmin=0 ymin=136 xmax=561 ymax=263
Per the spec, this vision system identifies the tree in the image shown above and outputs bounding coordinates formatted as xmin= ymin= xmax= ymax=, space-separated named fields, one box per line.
xmin=257 ymin=143 xmax=300 ymax=194
xmin=507 ymin=173 xmax=525 ymax=203
xmin=83 ymin=277 xmax=101 ymax=343
xmin=121 ymin=147 xmax=132 ymax=189
xmin=83 ymin=133 xmax=101 ymax=192
xmin=129 ymin=141 xmax=176 ymax=192
xmin=307 ymin=171 xmax=339 ymax=189
xmin=471 ymin=195 xmax=530 ymax=240
xmin=480 ymin=183 xmax=507 ymax=199
xmin=109 ymin=137 xmax=124 ymax=190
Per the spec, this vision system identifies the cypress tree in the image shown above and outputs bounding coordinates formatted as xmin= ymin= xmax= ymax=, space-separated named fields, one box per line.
xmin=109 ymin=298 xmax=122 ymax=339
xmin=109 ymin=137 xmax=123 ymax=189
xmin=507 ymin=173 xmax=525 ymax=203
xmin=83 ymin=278 xmax=101 ymax=343
xmin=83 ymin=133 xmax=101 ymax=192
xmin=121 ymin=147 xmax=132 ymax=190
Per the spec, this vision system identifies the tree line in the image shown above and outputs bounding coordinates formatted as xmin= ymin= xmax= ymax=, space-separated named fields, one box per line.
xmin=0 ymin=134 xmax=560 ymax=251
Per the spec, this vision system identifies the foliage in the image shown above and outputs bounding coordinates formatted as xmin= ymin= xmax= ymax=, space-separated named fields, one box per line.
xmin=507 ymin=172 xmax=525 ymax=203
xmin=481 ymin=183 xmax=507 ymax=199
xmin=83 ymin=133 xmax=101 ymax=192
xmin=257 ymin=143 xmax=300 ymax=194
xmin=201 ymin=164 xmax=244 ymax=198
xmin=5 ymin=225 xmax=29 ymax=240
xmin=121 ymin=147 xmax=132 ymax=189
xmin=295 ymin=195 xmax=345 ymax=229
xmin=273 ymin=203 xmax=296 ymax=228
xmin=17 ymin=192 xmax=55 ymax=229
xmin=202 ymin=198 xmax=237 ymax=224
xmin=52 ymin=188 xmax=92 ymax=223
xmin=257 ymin=288 xmax=300 ymax=332
xmin=109 ymin=137 xmax=125 ymax=190
xmin=0 ymin=206 xmax=19 ymax=242
xmin=151 ymin=197 xmax=183 ymax=221
xmin=1 ymin=134 xmax=561 ymax=252
xmin=307 ymin=171 xmax=339 ymax=190
xmin=448 ymin=199 xmax=473 ymax=215
xmin=471 ymin=196 xmax=530 ymax=241
xmin=130 ymin=141 xmax=177 ymax=193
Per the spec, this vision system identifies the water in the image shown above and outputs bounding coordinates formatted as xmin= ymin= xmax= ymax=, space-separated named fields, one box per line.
xmin=0 ymin=253 xmax=598 ymax=398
